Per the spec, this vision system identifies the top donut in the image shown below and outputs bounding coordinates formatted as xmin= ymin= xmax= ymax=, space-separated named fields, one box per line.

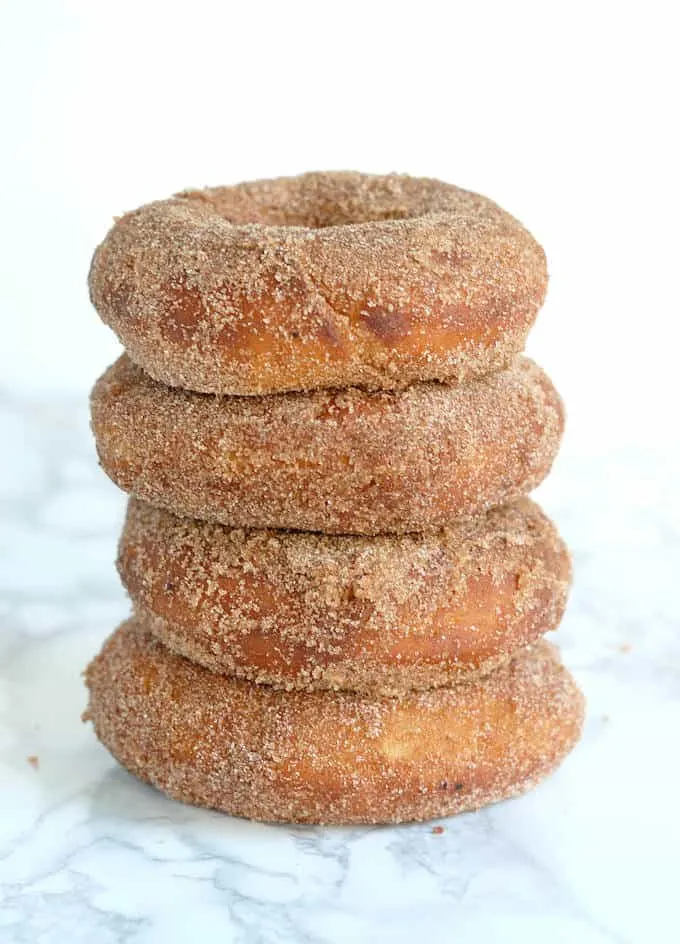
xmin=89 ymin=172 xmax=548 ymax=395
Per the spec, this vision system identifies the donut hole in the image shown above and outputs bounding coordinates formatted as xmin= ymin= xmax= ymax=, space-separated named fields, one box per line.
xmin=276 ymin=206 xmax=414 ymax=229
xmin=180 ymin=173 xmax=450 ymax=230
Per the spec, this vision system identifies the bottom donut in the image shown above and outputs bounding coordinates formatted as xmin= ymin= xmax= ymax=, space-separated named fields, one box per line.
xmin=84 ymin=620 xmax=584 ymax=825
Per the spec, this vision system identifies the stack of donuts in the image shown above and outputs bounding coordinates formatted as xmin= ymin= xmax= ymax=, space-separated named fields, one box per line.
xmin=84 ymin=172 xmax=584 ymax=824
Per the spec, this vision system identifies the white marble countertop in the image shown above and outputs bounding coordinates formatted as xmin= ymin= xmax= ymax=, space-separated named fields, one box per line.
xmin=1 ymin=389 xmax=677 ymax=944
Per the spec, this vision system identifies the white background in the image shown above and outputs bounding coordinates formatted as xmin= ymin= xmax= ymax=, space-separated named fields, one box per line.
xmin=1 ymin=0 xmax=678 ymax=450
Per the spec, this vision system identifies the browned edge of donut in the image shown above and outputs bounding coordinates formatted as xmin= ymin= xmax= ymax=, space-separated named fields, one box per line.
xmin=88 ymin=172 xmax=548 ymax=395
xmin=118 ymin=498 xmax=572 ymax=694
xmin=90 ymin=355 xmax=564 ymax=535
xmin=84 ymin=620 xmax=584 ymax=825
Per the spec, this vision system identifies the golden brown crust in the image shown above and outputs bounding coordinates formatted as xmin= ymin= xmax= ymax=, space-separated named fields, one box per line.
xmin=88 ymin=172 xmax=548 ymax=395
xmin=84 ymin=620 xmax=584 ymax=825
xmin=118 ymin=498 xmax=571 ymax=694
xmin=90 ymin=355 xmax=564 ymax=535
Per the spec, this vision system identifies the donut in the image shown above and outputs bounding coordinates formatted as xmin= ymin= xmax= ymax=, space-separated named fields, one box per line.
xmin=84 ymin=620 xmax=584 ymax=824
xmin=90 ymin=355 xmax=564 ymax=535
xmin=118 ymin=498 xmax=571 ymax=694
xmin=88 ymin=172 xmax=548 ymax=395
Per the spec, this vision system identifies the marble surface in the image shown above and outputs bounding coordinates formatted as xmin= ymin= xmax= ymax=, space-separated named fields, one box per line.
xmin=0 ymin=388 xmax=677 ymax=944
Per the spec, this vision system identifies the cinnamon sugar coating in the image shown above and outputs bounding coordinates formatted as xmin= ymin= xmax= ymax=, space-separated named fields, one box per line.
xmin=90 ymin=355 xmax=564 ymax=535
xmin=88 ymin=172 xmax=548 ymax=395
xmin=119 ymin=498 xmax=571 ymax=694
xmin=85 ymin=621 xmax=584 ymax=825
